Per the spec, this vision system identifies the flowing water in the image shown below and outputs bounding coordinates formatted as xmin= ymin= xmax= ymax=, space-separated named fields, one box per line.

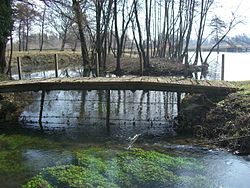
xmin=1 ymin=53 xmax=250 ymax=187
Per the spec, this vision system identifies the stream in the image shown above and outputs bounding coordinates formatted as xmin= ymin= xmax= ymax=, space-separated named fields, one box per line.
xmin=1 ymin=62 xmax=250 ymax=187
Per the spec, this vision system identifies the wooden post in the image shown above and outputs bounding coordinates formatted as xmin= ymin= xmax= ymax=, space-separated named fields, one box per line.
xmin=54 ymin=54 xmax=58 ymax=77
xmin=221 ymin=54 xmax=225 ymax=81
xmin=17 ymin=57 xmax=22 ymax=80
xmin=96 ymin=53 xmax=100 ymax=77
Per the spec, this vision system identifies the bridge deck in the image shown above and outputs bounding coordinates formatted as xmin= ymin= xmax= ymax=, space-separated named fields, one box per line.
xmin=0 ymin=76 xmax=237 ymax=94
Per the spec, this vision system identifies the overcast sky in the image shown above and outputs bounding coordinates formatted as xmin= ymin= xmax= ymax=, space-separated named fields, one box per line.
xmin=216 ymin=0 xmax=250 ymax=36
xmin=32 ymin=0 xmax=250 ymax=37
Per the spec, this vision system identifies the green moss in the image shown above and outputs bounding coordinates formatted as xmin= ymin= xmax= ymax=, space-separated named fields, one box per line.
xmin=24 ymin=147 xmax=208 ymax=188
xmin=116 ymin=148 xmax=205 ymax=187
xmin=0 ymin=134 xmax=61 ymax=176
xmin=76 ymin=152 xmax=107 ymax=174
xmin=0 ymin=98 xmax=17 ymax=121
xmin=0 ymin=150 xmax=25 ymax=174
xmin=0 ymin=74 xmax=9 ymax=81
xmin=0 ymin=134 xmax=60 ymax=150
xmin=22 ymin=175 xmax=53 ymax=188
xmin=25 ymin=165 xmax=119 ymax=188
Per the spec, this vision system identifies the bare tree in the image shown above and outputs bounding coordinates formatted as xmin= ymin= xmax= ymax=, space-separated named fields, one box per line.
xmin=43 ymin=0 xmax=76 ymax=51
xmin=15 ymin=2 xmax=39 ymax=51
xmin=145 ymin=0 xmax=152 ymax=68
xmin=210 ymin=15 xmax=226 ymax=53
xmin=201 ymin=15 xmax=241 ymax=76
xmin=194 ymin=0 xmax=214 ymax=66
xmin=113 ymin=0 xmax=135 ymax=73
xmin=94 ymin=0 xmax=113 ymax=70
xmin=39 ymin=5 xmax=46 ymax=51
xmin=133 ymin=0 xmax=147 ymax=72
xmin=72 ymin=0 xmax=90 ymax=74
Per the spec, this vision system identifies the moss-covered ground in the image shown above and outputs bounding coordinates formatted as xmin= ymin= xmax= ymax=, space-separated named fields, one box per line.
xmin=179 ymin=81 xmax=250 ymax=154
xmin=22 ymin=146 xmax=209 ymax=188
xmin=0 ymin=92 xmax=34 ymax=123
xmin=0 ymin=133 xmax=62 ymax=187
xmin=203 ymin=81 xmax=250 ymax=154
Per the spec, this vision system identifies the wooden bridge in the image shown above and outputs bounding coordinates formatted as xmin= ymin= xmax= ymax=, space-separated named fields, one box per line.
xmin=0 ymin=76 xmax=237 ymax=95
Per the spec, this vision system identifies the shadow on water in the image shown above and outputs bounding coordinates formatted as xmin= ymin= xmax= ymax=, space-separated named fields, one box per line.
xmin=12 ymin=67 xmax=180 ymax=142
xmin=19 ymin=89 xmax=179 ymax=143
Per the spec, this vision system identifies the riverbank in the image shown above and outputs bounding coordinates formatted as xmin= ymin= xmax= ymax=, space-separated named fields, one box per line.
xmin=9 ymin=51 xmax=190 ymax=77
xmin=0 ymin=75 xmax=33 ymax=123
xmin=178 ymin=81 xmax=250 ymax=154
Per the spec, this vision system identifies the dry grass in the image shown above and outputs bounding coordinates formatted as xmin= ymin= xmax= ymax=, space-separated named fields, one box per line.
xmin=7 ymin=50 xmax=186 ymax=76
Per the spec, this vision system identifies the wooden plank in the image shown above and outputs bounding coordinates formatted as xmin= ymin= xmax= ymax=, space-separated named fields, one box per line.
xmin=0 ymin=76 xmax=237 ymax=94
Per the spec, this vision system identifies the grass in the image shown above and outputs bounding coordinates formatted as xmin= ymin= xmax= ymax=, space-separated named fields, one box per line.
xmin=232 ymin=81 xmax=250 ymax=95
xmin=7 ymin=50 xmax=186 ymax=76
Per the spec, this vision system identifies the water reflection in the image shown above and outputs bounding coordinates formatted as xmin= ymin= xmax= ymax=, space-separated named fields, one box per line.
xmin=12 ymin=67 xmax=84 ymax=80
xmin=20 ymin=90 xmax=179 ymax=141
xmin=197 ymin=52 xmax=250 ymax=81
xmin=23 ymin=149 xmax=73 ymax=171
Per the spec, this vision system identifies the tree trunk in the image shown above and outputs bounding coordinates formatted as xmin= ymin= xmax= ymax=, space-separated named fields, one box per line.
xmin=145 ymin=0 xmax=152 ymax=68
xmin=108 ymin=19 xmax=114 ymax=55
xmin=114 ymin=0 xmax=121 ymax=72
xmin=96 ymin=0 xmax=102 ymax=71
xmin=72 ymin=39 xmax=77 ymax=51
xmin=60 ymin=38 xmax=66 ymax=51
xmin=60 ymin=29 xmax=68 ymax=51
xmin=18 ymin=21 xmax=22 ymax=51
xmin=183 ymin=0 xmax=195 ymax=60
xmin=25 ymin=18 xmax=29 ymax=51
xmin=103 ymin=36 xmax=107 ymax=70
xmin=114 ymin=0 xmax=134 ymax=73
xmin=130 ymin=39 xmax=134 ymax=58
xmin=22 ymin=26 xmax=25 ymax=51
xmin=40 ymin=6 xmax=46 ymax=52
xmin=134 ymin=0 xmax=146 ymax=69
xmin=72 ymin=0 xmax=89 ymax=75
xmin=6 ymin=32 xmax=13 ymax=77
xmin=0 ymin=0 xmax=12 ymax=73
xmin=0 ymin=40 xmax=7 ymax=73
